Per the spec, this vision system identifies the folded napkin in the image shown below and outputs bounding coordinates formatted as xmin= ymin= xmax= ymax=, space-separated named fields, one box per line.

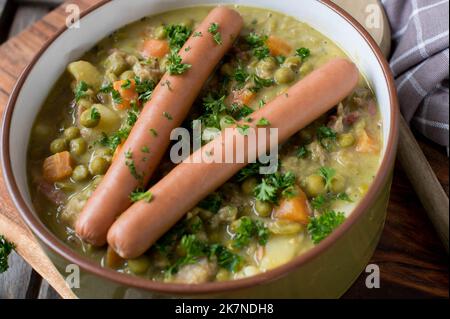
xmin=382 ymin=0 xmax=449 ymax=148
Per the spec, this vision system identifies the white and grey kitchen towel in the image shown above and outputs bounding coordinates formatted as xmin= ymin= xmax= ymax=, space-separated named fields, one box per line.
xmin=382 ymin=0 xmax=449 ymax=148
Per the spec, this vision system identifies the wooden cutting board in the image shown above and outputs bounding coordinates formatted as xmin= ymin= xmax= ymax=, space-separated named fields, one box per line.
xmin=0 ymin=0 xmax=447 ymax=299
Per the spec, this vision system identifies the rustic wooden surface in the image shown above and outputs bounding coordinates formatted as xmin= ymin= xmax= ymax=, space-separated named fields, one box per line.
xmin=0 ymin=0 xmax=448 ymax=299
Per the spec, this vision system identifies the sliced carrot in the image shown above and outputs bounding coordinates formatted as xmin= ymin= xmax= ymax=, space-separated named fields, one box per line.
xmin=228 ymin=89 xmax=256 ymax=106
xmin=356 ymin=129 xmax=379 ymax=153
xmin=43 ymin=151 xmax=73 ymax=182
xmin=274 ymin=188 xmax=311 ymax=225
xmin=267 ymin=36 xmax=292 ymax=57
xmin=113 ymin=80 xmax=138 ymax=110
xmin=141 ymin=39 xmax=170 ymax=58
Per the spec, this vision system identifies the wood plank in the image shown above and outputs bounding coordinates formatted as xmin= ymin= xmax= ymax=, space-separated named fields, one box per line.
xmin=0 ymin=0 xmax=16 ymax=42
xmin=0 ymin=252 xmax=35 ymax=298
xmin=8 ymin=5 xmax=50 ymax=38
xmin=38 ymin=280 xmax=61 ymax=299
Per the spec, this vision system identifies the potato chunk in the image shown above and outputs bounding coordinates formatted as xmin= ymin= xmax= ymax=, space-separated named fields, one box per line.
xmin=67 ymin=61 xmax=102 ymax=89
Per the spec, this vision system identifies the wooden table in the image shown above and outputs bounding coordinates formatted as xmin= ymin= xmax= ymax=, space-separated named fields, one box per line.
xmin=0 ymin=0 xmax=448 ymax=299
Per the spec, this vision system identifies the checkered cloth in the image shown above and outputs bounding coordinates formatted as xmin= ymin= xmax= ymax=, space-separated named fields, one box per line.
xmin=382 ymin=0 xmax=449 ymax=148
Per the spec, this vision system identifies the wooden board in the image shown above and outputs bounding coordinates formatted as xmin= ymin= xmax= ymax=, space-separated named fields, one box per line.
xmin=0 ymin=0 xmax=447 ymax=299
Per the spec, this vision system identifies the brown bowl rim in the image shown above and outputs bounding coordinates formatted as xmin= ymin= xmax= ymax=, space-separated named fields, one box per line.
xmin=1 ymin=0 xmax=399 ymax=295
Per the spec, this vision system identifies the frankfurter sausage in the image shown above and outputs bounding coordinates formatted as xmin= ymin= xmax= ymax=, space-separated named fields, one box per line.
xmin=76 ymin=7 xmax=244 ymax=246
xmin=107 ymin=58 xmax=360 ymax=258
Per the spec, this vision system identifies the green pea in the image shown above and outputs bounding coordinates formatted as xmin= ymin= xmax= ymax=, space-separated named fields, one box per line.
xmin=80 ymin=108 xmax=100 ymax=128
xmin=70 ymin=138 xmax=87 ymax=156
xmin=241 ymin=177 xmax=258 ymax=195
xmin=283 ymin=56 xmax=302 ymax=71
xmin=305 ymin=174 xmax=326 ymax=197
xmin=331 ymin=174 xmax=346 ymax=193
xmin=72 ymin=165 xmax=90 ymax=182
xmin=274 ymin=67 xmax=296 ymax=84
xmin=105 ymin=52 xmax=128 ymax=76
xmin=119 ymin=70 xmax=136 ymax=81
xmin=220 ymin=115 xmax=236 ymax=130
xmin=255 ymin=200 xmax=273 ymax=217
xmin=268 ymin=220 xmax=303 ymax=235
xmin=256 ymin=57 xmax=277 ymax=78
xmin=153 ymin=25 xmax=167 ymax=39
xmin=50 ymin=138 xmax=68 ymax=154
xmin=89 ymin=157 xmax=110 ymax=176
xmin=64 ymin=127 xmax=80 ymax=140
xmin=128 ymin=256 xmax=151 ymax=274
xmin=77 ymin=98 xmax=92 ymax=110
xmin=216 ymin=269 xmax=230 ymax=281
xmin=338 ymin=133 xmax=355 ymax=148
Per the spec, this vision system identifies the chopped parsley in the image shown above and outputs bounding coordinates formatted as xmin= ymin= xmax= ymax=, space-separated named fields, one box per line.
xmin=275 ymin=55 xmax=286 ymax=64
xmin=209 ymin=244 xmax=242 ymax=272
xmin=134 ymin=76 xmax=155 ymax=103
xmin=254 ymin=171 xmax=296 ymax=204
xmin=74 ymin=81 xmax=89 ymax=101
xmin=121 ymin=79 xmax=131 ymax=89
xmin=208 ymin=22 xmax=222 ymax=45
xmin=164 ymin=24 xmax=192 ymax=51
xmin=198 ymin=192 xmax=222 ymax=213
xmin=141 ymin=146 xmax=150 ymax=153
xmin=248 ymin=74 xmax=274 ymax=92
xmin=193 ymin=31 xmax=203 ymax=37
xmin=0 ymin=235 xmax=15 ymax=273
xmin=234 ymin=64 xmax=249 ymax=86
xmin=311 ymin=192 xmax=352 ymax=212
xmin=297 ymin=145 xmax=310 ymax=159
xmin=149 ymin=128 xmax=158 ymax=137
xmin=167 ymin=51 xmax=191 ymax=75
xmin=163 ymin=111 xmax=173 ymax=120
xmin=90 ymin=107 xmax=101 ymax=121
xmin=256 ymin=117 xmax=270 ymax=127
xmin=245 ymin=32 xmax=270 ymax=60
xmin=232 ymin=217 xmax=269 ymax=248
xmin=99 ymin=83 xmax=113 ymax=94
xmin=296 ymin=47 xmax=311 ymax=59
xmin=317 ymin=125 xmax=337 ymax=149
xmin=235 ymin=105 xmax=254 ymax=120
xmin=129 ymin=188 xmax=153 ymax=203
xmin=235 ymin=161 xmax=264 ymax=182
xmin=125 ymin=150 xmax=143 ymax=182
xmin=237 ymin=124 xmax=250 ymax=136
xmin=319 ymin=167 xmax=336 ymax=190
xmin=112 ymin=89 xmax=123 ymax=104
xmin=307 ymin=210 xmax=345 ymax=244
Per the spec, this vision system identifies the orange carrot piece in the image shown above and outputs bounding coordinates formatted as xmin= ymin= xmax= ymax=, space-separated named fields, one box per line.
xmin=267 ymin=36 xmax=292 ymax=57
xmin=43 ymin=151 xmax=73 ymax=182
xmin=141 ymin=39 xmax=170 ymax=58
xmin=113 ymin=80 xmax=138 ymax=110
xmin=356 ymin=129 xmax=379 ymax=153
xmin=229 ymin=89 xmax=255 ymax=106
xmin=274 ymin=188 xmax=311 ymax=225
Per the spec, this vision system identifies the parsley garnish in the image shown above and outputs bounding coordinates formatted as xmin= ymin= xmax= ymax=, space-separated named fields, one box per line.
xmin=296 ymin=47 xmax=311 ymax=59
xmin=317 ymin=125 xmax=337 ymax=149
xmin=75 ymin=81 xmax=89 ymax=101
xmin=130 ymin=188 xmax=153 ymax=203
xmin=0 ymin=235 xmax=15 ymax=273
xmin=99 ymin=83 xmax=113 ymax=93
xmin=311 ymin=193 xmax=352 ymax=212
xmin=297 ymin=145 xmax=310 ymax=158
xmin=163 ymin=111 xmax=173 ymax=120
xmin=246 ymin=32 xmax=270 ymax=60
xmin=125 ymin=150 xmax=143 ymax=182
xmin=193 ymin=31 xmax=203 ymax=37
xmin=134 ymin=76 xmax=155 ymax=103
xmin=121 ymin=79 xmax=131 ymax=89
xmin=198 ymin=192 xmax=222 ymax=213
xmin=167 ymin=51 xmax=192 ymax=75
xmin=254 ymin=172 xmax=296 ymax=204
xmin=319 ymin=167 xmax=336 ymax=190
xmin=112 ymin=89 xmax=123 ymax=104
xmin=237 ymin=124 xmax=250 ymax=136
xmin=256 ymin=117 xmax=270 ymax=127
xmin=90 ymin=107 xmax=101 ymax=121
xmin=164 ymin=24 xmax=192 ymax=50
xmin=232 ymin=217 xmax=269 ymax=248
xmin=208 ymin=22 xmax=222 ymax=45
xmin=249 ymin=74 xmax=274 ymax=92
xmin=209 ymin=244 xmax=242 ymax=272
xmin=307 ymin=210 xmax=345 ymax=244
xmin=141 ymin=146 xmax=150 ymax=153
xmin=149 ymin=128 xmax=158 ymax=137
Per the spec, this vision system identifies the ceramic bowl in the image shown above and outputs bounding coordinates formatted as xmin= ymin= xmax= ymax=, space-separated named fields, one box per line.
xmin=1 ymin=0 xmax=399 ymax=298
